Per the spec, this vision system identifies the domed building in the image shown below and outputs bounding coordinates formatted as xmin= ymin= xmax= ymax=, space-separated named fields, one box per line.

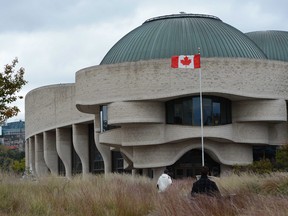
xmin=246 ymin=30 xmax=288 ymax=62
xmin=25 ymin=13 xmax=288 ymax=179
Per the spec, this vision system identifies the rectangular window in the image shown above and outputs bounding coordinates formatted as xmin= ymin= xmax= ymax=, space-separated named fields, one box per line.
xmin=174 ymin=102 xmax=183 ymax=124
xmin=94 ymin=161 xmax=104 ymax=171
xmin=192 ymin=97 xmax=201 ymax=126
xmin=112 ymin=151 xmax=124 ymax=173
xmin=203 ymin=98 xmax=212 ymax=125
xmin=117 ymin=158 xmax=123 ymax=170
xmin=183 ymin=99 xmax=192 ymax=125
xmin=166 ymin=101 xmax=174 ymax=124
xmin=221 ymin=100 xmax=231 ymax=124
xmin=212 ymin=102 xmax=220 ymax=125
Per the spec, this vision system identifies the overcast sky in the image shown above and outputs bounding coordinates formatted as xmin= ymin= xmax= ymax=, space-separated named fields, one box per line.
xmin=1 ymin=0 xmax=287 ymax=122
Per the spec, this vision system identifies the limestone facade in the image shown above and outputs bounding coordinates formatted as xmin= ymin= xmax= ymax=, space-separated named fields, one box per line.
xmin=25 ymin=58 xmax=288 ymax=179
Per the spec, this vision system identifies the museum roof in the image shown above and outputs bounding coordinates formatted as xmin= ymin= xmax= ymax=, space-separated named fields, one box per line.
xmin=246 ymin=30 xmax=288 ymax=62
xmin=100 ymin=13 xmax=267 ymax=65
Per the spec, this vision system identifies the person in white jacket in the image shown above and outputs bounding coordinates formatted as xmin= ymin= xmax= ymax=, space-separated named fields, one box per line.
xmin=157 ymin=169 xmax=172 ymax=192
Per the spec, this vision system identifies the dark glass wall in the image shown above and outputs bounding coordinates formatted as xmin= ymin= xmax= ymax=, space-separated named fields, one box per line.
xmin=167 ymin=149 xmax=220 ymax=179
xmin=253 ymin=146 xmax=277 ymax=161
xmin=89 ymin=124 xmax=104 ymax=174
xmin=58 ymin=156 xmax=65 ymax=176
xmin=112 ymin=151 xmax=124 ymax=173
xmin=72 ymin=142 xmax=82 ymax=175
xmin=166 ymin=96 xmax=232 ymax=126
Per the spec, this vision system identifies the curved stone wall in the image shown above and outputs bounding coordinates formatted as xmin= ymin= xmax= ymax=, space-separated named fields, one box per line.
xmin=25 ymin=57 xmax=288 ymax=177
xmin=108 ymin=101 xmax=165 ymax=124
xmin=99 ymin=122 xmax=285 ymax=147
xmin=25 ymin=84 xmax=93 ymax=138
xmin=75 ymin=58 xmax=288 ymax=108
xmin=233 ymin=99 xmax=287 ymax=122
xmin=126 ymin=140 xmax=253 ymax=168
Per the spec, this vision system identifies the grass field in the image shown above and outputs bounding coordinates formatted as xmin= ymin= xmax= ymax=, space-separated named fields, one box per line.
xmin=0 ymin=172 xmax=288 ymax=216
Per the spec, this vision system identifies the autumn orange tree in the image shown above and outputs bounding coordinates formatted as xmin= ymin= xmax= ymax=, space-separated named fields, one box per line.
xmin=0 ymin=58 xmax=27 ymax=123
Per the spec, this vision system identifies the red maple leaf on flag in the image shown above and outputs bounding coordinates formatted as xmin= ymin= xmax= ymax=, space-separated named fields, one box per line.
xmin=180 ymin=56 xmax=191 ymax=66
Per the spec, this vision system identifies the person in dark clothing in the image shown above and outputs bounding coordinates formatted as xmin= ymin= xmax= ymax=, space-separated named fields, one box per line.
xmin=191 ymin=166 xmax=220 ymax=197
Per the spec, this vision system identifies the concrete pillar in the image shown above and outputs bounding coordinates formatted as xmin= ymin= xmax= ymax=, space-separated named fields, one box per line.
xmin=43 ymin=131 xmax=58 ymax=175
xmin=25 ymin=139 xmax=29 ymax=170
xmin=132 ymin=169 xmax=137 ymax=176
xmin=35 ymin=134 xmax=49 ymax=177
xmin=28 ymin=137 xmax=35 ymax=175
xmin=94 ymin=114 xmax=111 ymax=174
xmin=72 ymin=124 xmax=89 ymax=176
xmin=142 ymin=168 xmax=149 ymax=177
xmin=153 ymin=167 xmax=166 ymax=182
xmin=56 ymin=128 xmax=72 ymax=178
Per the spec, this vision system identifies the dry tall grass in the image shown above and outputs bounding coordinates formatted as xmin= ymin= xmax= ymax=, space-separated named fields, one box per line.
xmin=0 ymin=172 xmax=288 ymax=216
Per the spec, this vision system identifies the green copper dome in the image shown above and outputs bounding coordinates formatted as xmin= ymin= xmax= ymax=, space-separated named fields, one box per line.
xmin=246 ymin=30 xmax=288 ymax=62
xmin=100 ymin=13 xmax=267 ymax=65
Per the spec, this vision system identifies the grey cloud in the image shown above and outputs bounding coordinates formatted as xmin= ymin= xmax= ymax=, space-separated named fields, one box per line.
xmin=0 ymin=0 xmax=137 ymax=32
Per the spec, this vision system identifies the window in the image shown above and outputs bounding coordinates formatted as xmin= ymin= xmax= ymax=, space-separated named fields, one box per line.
xmin=112 ymin=151 xmax=124 ymax=173
xmin=100 ymin=105 xmax=120 ymax=132
xmin=166 ymin=96 xmax=232 ymax=126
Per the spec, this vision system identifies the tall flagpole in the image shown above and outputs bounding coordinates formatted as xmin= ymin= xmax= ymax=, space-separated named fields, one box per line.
xmin=198 ymin=48 xmax=205 ymax=167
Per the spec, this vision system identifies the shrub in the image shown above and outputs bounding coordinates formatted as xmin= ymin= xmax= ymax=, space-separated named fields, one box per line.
xmin=249 ymin=159 xmax=273 ymax=174
xmin=12 ymin=158 xmax=25 ymax=174
xmin=233 ymin=159 xmax=273 ymax=175
xmin=275 ymin=144 xmax=288 ymax=170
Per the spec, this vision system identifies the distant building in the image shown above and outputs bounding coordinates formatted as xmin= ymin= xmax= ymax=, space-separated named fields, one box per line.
xmin=1 ymin=120 xmax=25 ymax=151
xmin=25 ymin=13 xmax=288 ymax=179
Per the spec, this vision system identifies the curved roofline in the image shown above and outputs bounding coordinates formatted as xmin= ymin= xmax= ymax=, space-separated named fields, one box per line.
xmin=246 ymin=30 xmax=288 ymax=34
xmin=143 ymin=13 xmax=222 ymax=24
xmin=26 ymin=83 xmax=74 ymax=97
xmin=246 ymin=30 xmax=288 ymax=62
xmin=101 ymin=13 xmax=267 ymax=65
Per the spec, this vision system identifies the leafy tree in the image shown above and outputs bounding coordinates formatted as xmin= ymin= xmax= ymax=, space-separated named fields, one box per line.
xmin=0 ymin=144 xmax=25 ymax=173
xmin=276 ymin=144 xmax=288 ymax=170
xmin=0 ymin=58 xmax=27 ymax=123
xmin=12 ymin=158 xmax=25 ymax=173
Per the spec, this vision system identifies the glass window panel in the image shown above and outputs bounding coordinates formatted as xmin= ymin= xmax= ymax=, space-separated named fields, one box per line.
xmin=192 ymin=97 xmax=201 ymax=126
xmin=203 ymin=98 xmax=212 ymax=125
xmin=182 ymin=99 xmax=192 ymax=125
xmin=166 ymin=96 xmax=231 ymax=126
xmin=221 ymin=100 xmax=227 ymax=124
xmin=117 ymin=158 xmax=123 ymax=169
xmin=166 ymin=102 xmax=174 ymax=124
xmin=212 ymin=102 xmax=221 ymax=125
xmin=174 ymin=102 xmax=183 ymax=124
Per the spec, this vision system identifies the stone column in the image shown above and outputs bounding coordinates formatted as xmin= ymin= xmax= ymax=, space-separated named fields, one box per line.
xmin=35 ymin=134 xmax=49 ymax=177
xmin=44 ymin=131 xmax=58 ymax=175
xmin=72 ymin=124 xmax=89 ymax=176
xmin=132 ymin=169 xmax=137 ymax=176
xmin=142 ymin=168 xmax=149 ymax=177
xmin=28 ymin=137 xmax=35 ymax=175
xmin=56 ymin=128 xmax=72 ymax=178
xmin=94 ymin=114 xmax=111 ymax=174
xmin=25 ymin=139 xmax=29 ymax=170
xmin=153 ymin=167 xmax=166 ymax=182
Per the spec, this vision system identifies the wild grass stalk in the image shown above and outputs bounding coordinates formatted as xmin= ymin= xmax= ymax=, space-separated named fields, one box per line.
xmin=0 ymin=172 xmax=287 ymax=215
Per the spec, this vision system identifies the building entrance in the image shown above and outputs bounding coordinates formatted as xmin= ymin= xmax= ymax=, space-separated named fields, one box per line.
xmin=168 ymin=149 xmax=220 ymax=179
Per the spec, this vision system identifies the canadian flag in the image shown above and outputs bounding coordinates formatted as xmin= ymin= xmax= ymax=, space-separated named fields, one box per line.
xmin=171 ymin=54 xmax=201 ymax=69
